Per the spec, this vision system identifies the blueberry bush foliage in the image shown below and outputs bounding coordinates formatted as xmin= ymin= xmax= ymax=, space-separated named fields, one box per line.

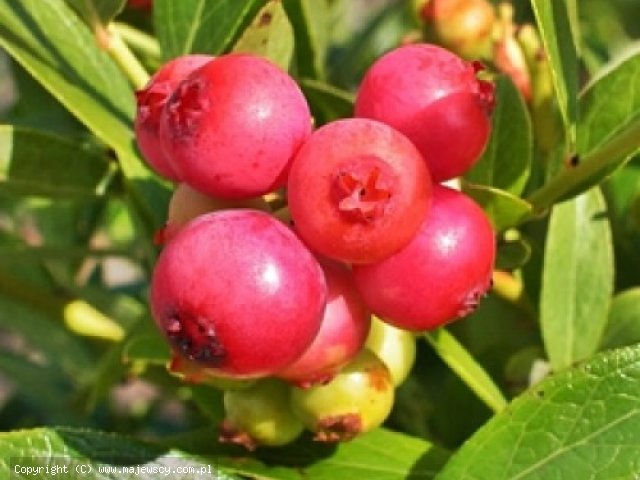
xmin=1 ymin=0 xmax=640 ymax=479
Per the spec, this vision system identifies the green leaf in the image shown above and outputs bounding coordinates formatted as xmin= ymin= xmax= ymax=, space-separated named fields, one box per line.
xmin=0 ymin=353 xmax=84 ymax=426
xmin=4 ymin=62 xmax=83 ymax=136
xmin=0 ymin=294 xmax=97 ymax=426
xmin=186 ymin=384 xmax=224 ymax=419
xmin=299 ymin=78 xmax=354 ymax=125
xmin=575 ymin=47 xmax=640 ymax=186
xmin=0 ymin=294 xmax=92 ymax=382
xmin=465 ymin=76 xmax=532 ymax=196
xmin=603 ymin=156 xmax=640 ymax=288
xmin=84 ymin=317 xmax=152 ymax=409
xmin=527 ymin=46 xmax=640 ymax=212
xmin=566 ymin=0 xmax=580 ymax=53
xmin=282 ymin=0 xmax=328 ymax=79
xmin=167 ymin=427 xmax=449 ymax=480
xmin=0 ymin=126 xmax=114 ymax=197
xmin=254 ymin=428 xmax=449 ymax=480
xmin=434 ymin=345 xmax=640 ymax=480
xmin=601 ymin=288 xmax=640 ymax=350
xmin=0 ymin=246 xmax=130 ymax=262
xmin=122 ymin=331 xmax=171 ymax=366
xmin=462 ymin=183 xmax=533 ymax=232
xmin=540 ymin=188 xmax=614 ymax=370
xmin=0 ymin=427 xmax=447 ymax=480
xmin=0 ymin=427 xmax=240 ymax=479
xmin=154 ymin=0 xmax=265 ymax=60
xmin=65 ymin=0 xmax=126 ymax=28
xmin=84 ymin=340 xmax=127 ymax=410
xmin=328 ymin=2 xmax=410 ymax=89
xmin=68 ymin=286 xmax=144 ymax=332
xmin=580 ymin=47 xmax=640 ymax=155
xmin=0 ymin=0 xmax=169 ymax=234
xmin=232 ymin=0 xmax=294 ymax=71
xmin=604 ymin=156 xmax=640 ymax=234
xmin=530 ymin=0 xmax=578 ymax=145
xmin=424 ymin=329 xmax=508 ymax=414
xmin=0 ymin=0 xmax=132 ymax=129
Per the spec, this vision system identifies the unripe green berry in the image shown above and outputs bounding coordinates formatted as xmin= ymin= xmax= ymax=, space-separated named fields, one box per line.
xmin=161 ymin=183 xmax=269 ymax=243
xmin=220 ymin=379 xmax=303 ymax=450
xmin=289 ymin=349 xmax=394 ymax=442
xmin=365 ymin=316 xmax=416 ymax=386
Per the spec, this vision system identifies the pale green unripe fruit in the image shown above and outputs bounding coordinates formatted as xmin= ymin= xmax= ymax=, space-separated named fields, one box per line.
xmin=163 ymin=183 xmax=269 ymax=241
xmin=220 ymin=379 xmax=303 ymax=450
xmin=289 ymin=349 xmax=394 ymax=442
xmin=365 ymin=316 xmax=416 ymax=386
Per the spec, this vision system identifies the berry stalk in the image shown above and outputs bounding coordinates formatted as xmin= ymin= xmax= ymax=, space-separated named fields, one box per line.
xmin=526 ymin=119 xmax=640 ymax=215
xmin=111 ymin=22 xmax=162 ymax=63
xmin=104 ymin=24 xmax=150 ymax=90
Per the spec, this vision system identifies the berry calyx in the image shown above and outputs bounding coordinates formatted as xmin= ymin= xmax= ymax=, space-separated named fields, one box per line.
xmin=164 ymin=79 xmax=208 ymax=138
xmin=150 ymin=209 xmax=326 ymax=378
xmin=334 ymin=164 xmax=392 ymax=223
xmin=353 ymin=185 xmax=495 ymax=331
xmin=134 ymin=54 xmax=213 ymax=181
xmin=287 ymin=118 xmax=432 ymax=264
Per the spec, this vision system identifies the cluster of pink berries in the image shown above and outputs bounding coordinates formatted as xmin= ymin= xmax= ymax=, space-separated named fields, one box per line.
xmin=135 ymin=44 xmax=496 ymax=448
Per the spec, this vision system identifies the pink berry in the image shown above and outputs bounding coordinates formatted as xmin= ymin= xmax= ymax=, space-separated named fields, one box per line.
xmin=287 ymin=118 xmax=432 ymax=264
xmin=278 ymin=261 xmax=371 ymax=387
xmin=150 ymin=209 xmax=326 ymax=378
xmin=135 ymin=55 xmax=213 ymax=181
xmin=159 ymin=54 xmax=312 ymax=199
xmin=353 ymin=185 xmax=495 ymax=331
xmin=354 ymin=43 xmax=495 ymax=181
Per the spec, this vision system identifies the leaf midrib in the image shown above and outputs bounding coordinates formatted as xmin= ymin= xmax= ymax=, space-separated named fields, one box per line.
xmin=561 ymin=197 xmax=580 ymax=368
xmin=181 ymin=0 xmax=206 ymax=55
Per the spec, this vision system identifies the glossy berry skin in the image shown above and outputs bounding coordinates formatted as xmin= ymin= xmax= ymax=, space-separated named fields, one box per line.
xmin=220 ymin=379 xmax=304 ymax=450
xmin=159 ymin=53 xmax=312 ymax=199
xmin=365 ymin=316 xmax=416 ymax=386
xmin=278 ymin=261 xmax=371 ymax=387
xmin=287 ymin=118 xmax=432 ymax=264
xmin=150 ymin=209 xmax=327 ymax=378
xmin=135 ymin=55 xmax=213 ymax=181
xmin=353 ymin=185 xmax=495 ymax=331
xmin=354 ymin=43 xmax=495 ymax=181
xmin=289 ymin=349 xmax=394 ymax=442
